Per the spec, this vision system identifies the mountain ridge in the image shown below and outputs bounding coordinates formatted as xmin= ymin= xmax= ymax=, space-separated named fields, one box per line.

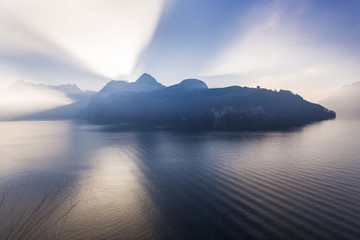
xmin=6 ymin=74 xmax=337 ymax=128
xmin=10 ymin=79 xmax=95 ymax=100
xmin=96 ymin=73 xmax=165 ymax=98
xmin=86 ymin=74 xmax=336 ymax=130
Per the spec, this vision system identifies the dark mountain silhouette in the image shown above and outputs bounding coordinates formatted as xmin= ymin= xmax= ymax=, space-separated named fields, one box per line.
xmin=321 ymin=81 xmax=360 ymax=119
xmin=86 ymin=74 xmax=336 ymax=130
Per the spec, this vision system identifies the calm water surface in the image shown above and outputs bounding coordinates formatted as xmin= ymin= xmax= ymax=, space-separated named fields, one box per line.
xmin=1 ymin=119 xmax=360 ymax=239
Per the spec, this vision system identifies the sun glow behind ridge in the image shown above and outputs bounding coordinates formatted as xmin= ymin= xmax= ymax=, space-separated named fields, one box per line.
xmin=0 ymin=82 xmax=73 ymax=120
xmin=0 ymin=0 xmax=166 ymax=83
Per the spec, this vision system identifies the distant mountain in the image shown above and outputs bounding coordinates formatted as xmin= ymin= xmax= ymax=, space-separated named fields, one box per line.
xmin=11 ymin=79 xmax=95 ymax=100
xmin=321 ymin=81 xmax=360 ymax=119
xmin=168 ymin=79 xmax=208 ymax=91
xmin=96 ymin=73 xmax=165 ymax=98
xmin=87 ymin=75 xmax=335 ymax=130
xmin=46 ymin=83 xmax=84 ymax=95
xmin=0 ymin=80 xmax=73 ymax=120
xmin=19 ymin=95 xmax=94 ymax=120
xmin=7 ymin=80 xmax=95 ymax=120
xmin=47 ymin=83 xmax=95 ymax=101
xmin=7 ymin=75 xmax=336 ymax=128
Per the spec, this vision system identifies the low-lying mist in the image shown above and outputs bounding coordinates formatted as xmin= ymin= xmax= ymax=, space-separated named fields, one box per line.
xmin=0 ymin=81 xmax=72 ymax=120
xmin=321 ymin=82 xmax=360 ymax=119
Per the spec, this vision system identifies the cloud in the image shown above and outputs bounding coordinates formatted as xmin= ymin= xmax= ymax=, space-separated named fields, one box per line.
xmin=0 ymin=0 xmax=165 ymax=88
xmin=201 ymin=1 xmax=360 ymax=101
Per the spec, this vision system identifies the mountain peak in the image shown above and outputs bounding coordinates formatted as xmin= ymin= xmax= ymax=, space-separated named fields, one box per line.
xmin=136 ymin=73 xmax=158 ymax=85
xmin=170 ymin=79 xmax=208 ymax=91
xmin=181 ymin=79 xmax=208 ymax=89
xmin=96 ymin=73 xmax=165 ymax=98
xmin=11 ymin=79 xmax=34 ymax=88
xmin=51 ymin=83 xmax=85 ymax=95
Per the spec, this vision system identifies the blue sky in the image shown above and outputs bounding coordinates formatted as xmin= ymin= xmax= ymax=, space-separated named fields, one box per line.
xmin=0 ymin=0 xmax=360 ymax=101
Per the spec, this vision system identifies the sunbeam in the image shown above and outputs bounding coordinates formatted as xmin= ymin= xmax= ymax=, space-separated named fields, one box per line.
xmin=0 ymin=0 xmax=166 ymax=89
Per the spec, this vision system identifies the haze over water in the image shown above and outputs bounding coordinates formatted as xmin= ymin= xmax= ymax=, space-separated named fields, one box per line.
xmin=1 ymin=119 xmax=360 ymax=239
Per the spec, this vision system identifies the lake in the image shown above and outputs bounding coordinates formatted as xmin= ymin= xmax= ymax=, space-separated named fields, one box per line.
xmin=1 ymin=119 xmax=360 ymax=239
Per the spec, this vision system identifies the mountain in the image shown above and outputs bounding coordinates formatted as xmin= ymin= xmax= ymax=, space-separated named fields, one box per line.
xmin=46 ymin=83 xmax=84 ymax=95
xmin=321 ymin=81 xmax=360 ymax=119
xmin=95 ymin=73 xmax=165 ymax=98
xmin=7 ymin=74 xmax=336 ymax=128
xmin=0 ymin=80 xmax=73 ymax=120
xmin=87 ymin=75 xmax=336 ymax=130
xmin=46 ymin=83 xmax=95 ymax=101
xmin=168 ymin=79 xmax=208 ymax=91
xmin=19 ymin=95 xmax=94 ymax=120
xmin=16 ymin=74 xmax=162 ymax=121
xmin=11 ymin=79 xmax=95 ymax=100
xmin=5 ymin=80 xmax=95 ymax=121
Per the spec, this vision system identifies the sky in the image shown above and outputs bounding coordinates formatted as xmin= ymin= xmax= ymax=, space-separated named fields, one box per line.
xmin=1 ymin=0 xmax=360 ymax=102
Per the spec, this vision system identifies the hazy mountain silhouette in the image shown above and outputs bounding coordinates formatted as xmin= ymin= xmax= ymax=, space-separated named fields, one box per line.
xmin=168 ymin=79 xmax=208 ymax=91
xmin=11 ymin=79 xmax=95 ymax=100
xmin=9 ymin=74 xmax=336 ymax=128
xmin=19 ymin=95 xmax=93 ymax=120
xmin=95 ymin=73 xmax=165 ymax=98
xmin=0 ymin=80 xmax=73 ymax=120
xmin=10 ymin=80 xmax=95 ymax=120
xmin=47 ymin=83 xmax=95 ymax=101
xmin=87 ymin=74 xmax=336 ymax=130
xmin=321 ymin=81 xmax=360 ymax=119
